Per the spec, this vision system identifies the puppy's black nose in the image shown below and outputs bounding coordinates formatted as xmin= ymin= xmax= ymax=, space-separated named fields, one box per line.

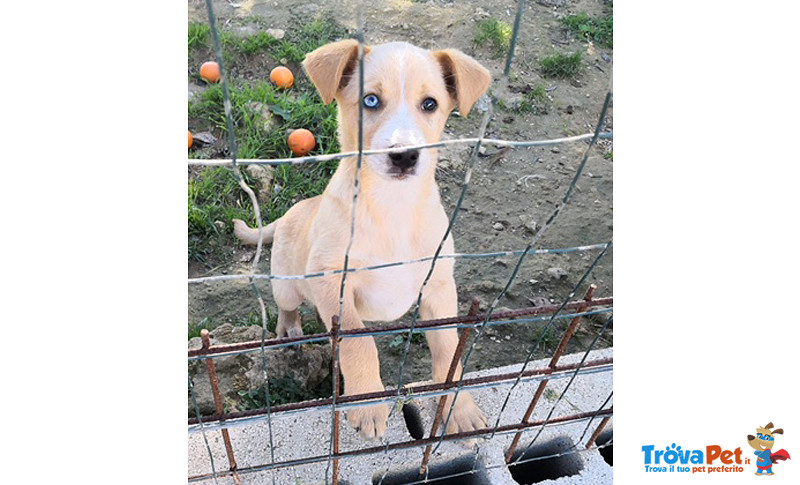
xmin=388 ymin=148 xmax=419 ymax=169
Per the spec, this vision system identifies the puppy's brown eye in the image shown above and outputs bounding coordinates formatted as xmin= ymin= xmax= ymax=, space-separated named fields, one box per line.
xmin=421 ymin=97 xmax=437 ymax=112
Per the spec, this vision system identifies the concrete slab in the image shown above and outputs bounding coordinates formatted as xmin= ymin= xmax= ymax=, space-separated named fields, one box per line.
xmin=189 ymin=348 xmax=612 ymax=484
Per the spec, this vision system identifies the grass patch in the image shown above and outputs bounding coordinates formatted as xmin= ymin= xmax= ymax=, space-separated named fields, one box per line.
xmin=188 ymin=80 xmax=339 ymax=215
xmin=188 ymin=21 xmax=211 ymax=51
xmin=531 ymin=325 xmax=559 ymax=350
xmin=517 ymin=84 xmax=549 ymax=114
xmin=189 ymin=81 xmax=339 ymax=159
xmin=188 ymin=311 xmax=273 ymax=340
xmin=190 ymin=17 xmax=348 ymax=63
xmin=188 ymin=166 xmax=258 ymax=264
xmin=188 ymin=79 xmax=340 ymax=263
xmin=187 ymin=17 xmax=350 ymax=267
xmin=224 ymin=31 xmax=280 ymax=56
xmin=388 ymin=331 xmax=425 ymax=350
xmin=561 ymin=11 xmax=613 ymax=48
xmin=496 ymin=84 xmax=550 ymax=115
xmin=274 ymin=17 xmax=349 ymax=63
xmin=540 ymin=52 xmax=582 ymax=78
xmin=238 ymin=372 xmax=333 ymax=409
xmin=473 ymin=17 xmax=512 ymax=57
xmin=188 ymin=306 xmax=324 ymax=341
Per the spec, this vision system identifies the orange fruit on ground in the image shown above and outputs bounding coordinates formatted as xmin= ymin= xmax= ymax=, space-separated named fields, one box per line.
xmin=199 ymin=61 xmax=220 ymax=83
xmin=270 ymin=66 xmax=294 ymax=89
xmin=188 ymin=130 xmax=193 ymax=149
xmin=287 ymin=129 xmax=316 ymax=156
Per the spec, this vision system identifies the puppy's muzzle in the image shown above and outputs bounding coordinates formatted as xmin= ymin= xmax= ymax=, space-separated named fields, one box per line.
xmin=388 ymin=146 xmax=419 ymax=170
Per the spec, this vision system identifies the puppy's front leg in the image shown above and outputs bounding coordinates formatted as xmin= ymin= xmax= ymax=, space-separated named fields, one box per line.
xmin=310 ymin=279 xmax=389 ymax=440
xmin=421 ymin=275 xmax=487 ymax=435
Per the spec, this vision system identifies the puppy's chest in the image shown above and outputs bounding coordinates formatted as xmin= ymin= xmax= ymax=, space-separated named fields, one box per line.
xmin=354 ymin=263 xmax=425 ymax=322
xmin=350 ymin=226 xmax=429 ymax=322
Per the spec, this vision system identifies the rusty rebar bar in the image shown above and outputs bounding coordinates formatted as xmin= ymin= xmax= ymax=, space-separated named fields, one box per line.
xmin=585 ymin=416 xmax=611 ymax=449
xmin=188 ymin=297 xmax=612 ymax=360
xmin=189 ymin=356 xmax=612 ymax=428
xmin=200 ymin=330 xmax=239 ymax=482
xmin=419 ymin=297 xmax=481 ymax=476
xmin=188 ymin=407 xmax=613 ymax=483
xmin=505 ymin=285 xmax=597 ymax=463
xmin=330 ymin=316 xmax=341 ymax=485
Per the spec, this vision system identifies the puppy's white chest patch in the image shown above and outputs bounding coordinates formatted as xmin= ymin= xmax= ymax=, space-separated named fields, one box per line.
xmin=355 ymin=264 xmax=424 ymax=322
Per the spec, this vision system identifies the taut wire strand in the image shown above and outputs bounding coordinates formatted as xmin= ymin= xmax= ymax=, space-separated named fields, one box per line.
xmin=203 ymin=0 xmax=277 ymax=480
xmin=189 ymin=373 xmax=219 ymax=485
xmin=512 ymin=316 xmax=613 ymax=465
xmin=432 ymin=90 xmax=612 ymax=454
xmin=491 ymin=242 xmax=611 ymax=446
xmin=187 ymin=243 xmax=609 ymax=284
xmin=326 ymin=8 xmax=366 ymax=483
xmin=391 ymin=100 xmax=494 ymax=410
xmin=187 ymin=132 xmax=612 ymax=167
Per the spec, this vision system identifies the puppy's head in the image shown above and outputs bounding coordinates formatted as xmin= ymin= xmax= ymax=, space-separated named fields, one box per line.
xmin=747 ymin=422 xmax=783 ymax=451
xmin=303 ymin=40 xmax=491 ymax=181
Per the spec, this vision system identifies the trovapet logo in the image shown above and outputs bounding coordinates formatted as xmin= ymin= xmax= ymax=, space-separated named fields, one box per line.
xmin=641 ymin=421 xmax=792 ymax=476
xmin=641 ymin=443 xmax=747 ymax=474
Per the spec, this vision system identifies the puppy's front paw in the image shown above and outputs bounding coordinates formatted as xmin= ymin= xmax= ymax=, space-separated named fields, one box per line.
xmin=285 ymin=326 xmax=304 ymax=338
xmin=444 ymin=391 xmax=487 ymax=436
xmin=346 ymin=403 xmax=389 ymax=441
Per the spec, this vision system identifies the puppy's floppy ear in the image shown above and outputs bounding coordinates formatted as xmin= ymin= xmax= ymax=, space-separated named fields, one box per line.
xmin=302 ymin=39 xmax=371 ymax=104
xmin=433 ymin=49 xmax=492 ymax=116
xmin=772 ymin=428 xmax=784 ymax=435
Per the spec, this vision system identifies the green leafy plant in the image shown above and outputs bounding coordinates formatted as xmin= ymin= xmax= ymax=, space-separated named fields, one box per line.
xmin=540 ymin=52 xmax=582 ymax=78
xmin=561 ymin=11 xmax=613 ymax=48
xmin=187 ymin=312 xmax=274 ymax=340
xmin=188 ymin=21 xmax=210 ymax=50
xmin=388 ymin=332 xmax=425 ymax=349
xmin=473 ymin=17 xmax=512 ymax=57
xmin=238 ymin=373 xmax=333 ymax=408
xmin=188 ymin=78 xmax=340 ymax=262
xmin=515 ymin=84 xmax=550 ymax=114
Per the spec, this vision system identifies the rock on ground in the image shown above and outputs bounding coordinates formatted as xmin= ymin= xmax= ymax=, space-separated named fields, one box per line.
xmin=188 ymin=323 xmax=331 ymax=416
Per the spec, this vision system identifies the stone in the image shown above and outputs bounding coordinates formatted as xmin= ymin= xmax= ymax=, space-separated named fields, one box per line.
xmin=529 ymin=296 xmax=549 ymax=307
xmin=265 ymin=28 xmax=285 ymax=39
xmin=547 ymin=267 xmax=568 ymax=280
xmin=188 ymin=324 xmax=332 ymax=416
xmin=437 ymin=134 xmax=469 ymax=171
xmin=245 ymin=102 xmax=279 ymax=132
xmin=245 ymin=164 xmax=275 ymax=204
xmin=191 ymin=132 xmax=217 ymax=147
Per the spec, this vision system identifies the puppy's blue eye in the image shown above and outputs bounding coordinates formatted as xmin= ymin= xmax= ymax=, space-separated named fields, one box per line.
xmin=363 ymin=94 xmax=380 ymax=109
xmin=421 ymin=97 xmax=437 ymax=112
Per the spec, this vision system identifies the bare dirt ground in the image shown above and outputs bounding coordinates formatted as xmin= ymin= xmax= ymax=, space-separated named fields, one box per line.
xmin=188 ymin=0 xmax=612 ymax=391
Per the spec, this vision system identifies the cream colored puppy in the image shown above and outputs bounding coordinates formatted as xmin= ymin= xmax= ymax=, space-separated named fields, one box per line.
xmin=233 ymin=40 xmax=491 ymax=440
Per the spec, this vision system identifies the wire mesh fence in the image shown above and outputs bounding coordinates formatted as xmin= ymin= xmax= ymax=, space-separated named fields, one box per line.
xmin=189 ymin=1 xmax=613 ymax=483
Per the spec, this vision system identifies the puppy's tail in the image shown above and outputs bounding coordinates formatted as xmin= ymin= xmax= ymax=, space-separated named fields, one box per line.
xmin=232 ymin=218 xmax=278 ymax=246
